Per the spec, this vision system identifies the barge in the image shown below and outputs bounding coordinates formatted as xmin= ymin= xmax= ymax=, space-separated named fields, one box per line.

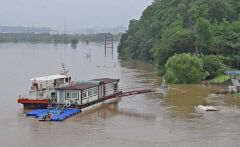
xmin=25 ymin=78 xmax=122 ymax=121
xmin=18 ymin=76 xmax=121 ymax=109
xmin=21 ymin=66 xmax=156 ymax=121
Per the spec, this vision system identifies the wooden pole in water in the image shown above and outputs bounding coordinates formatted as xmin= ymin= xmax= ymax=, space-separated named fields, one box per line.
xmin=111 ymin=35 xmax=114 ymax=58
xmin=104 ymin=34 xmax=107 ymax=57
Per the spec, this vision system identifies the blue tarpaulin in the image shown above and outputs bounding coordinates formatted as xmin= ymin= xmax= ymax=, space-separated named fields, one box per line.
xmin=26 ymin=109 xmax=81 ymax=121
xmin=226 ymin=71 xmax=240 ymax=75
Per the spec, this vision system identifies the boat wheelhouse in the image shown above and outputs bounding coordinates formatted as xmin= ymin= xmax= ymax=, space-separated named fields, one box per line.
xmin=18 ymin=74 xmax=71 ymax=109
xmin=55 ymin=78 xmax=120 ymax=109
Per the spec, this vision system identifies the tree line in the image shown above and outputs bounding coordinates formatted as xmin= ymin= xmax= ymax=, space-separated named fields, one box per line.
xmin=0 ymin=33 xmax=122 ymax=43
xmin=118 ymin=0 xmax=240 ymax=84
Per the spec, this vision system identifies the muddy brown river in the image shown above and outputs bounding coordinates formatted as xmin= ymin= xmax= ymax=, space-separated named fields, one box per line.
xmin=0 ymin=42 xmax=240 ymax=147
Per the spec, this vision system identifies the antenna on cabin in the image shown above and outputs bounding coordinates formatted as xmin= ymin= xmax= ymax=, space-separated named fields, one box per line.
xmin=60 ymin=63 xmax=69 ymax=76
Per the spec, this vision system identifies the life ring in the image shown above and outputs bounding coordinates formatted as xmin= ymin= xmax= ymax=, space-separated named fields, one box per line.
xmin=65 ymin=102 xmax=71 ymax=107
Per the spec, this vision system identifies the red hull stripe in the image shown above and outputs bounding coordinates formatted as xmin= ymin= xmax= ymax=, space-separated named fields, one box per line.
xmin=17 ymin=99 xmax=50 ymax=104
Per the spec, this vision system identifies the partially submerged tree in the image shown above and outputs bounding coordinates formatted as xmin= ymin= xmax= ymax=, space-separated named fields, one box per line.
xmin=164 ymin=53 xmax=208 ymax=84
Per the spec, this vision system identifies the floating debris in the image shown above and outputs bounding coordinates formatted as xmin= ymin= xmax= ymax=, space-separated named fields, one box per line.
xmin=197 ymin=105 xmax=220 ymax=111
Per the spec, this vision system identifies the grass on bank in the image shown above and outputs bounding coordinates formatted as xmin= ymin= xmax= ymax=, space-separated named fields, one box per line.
xmin=234 ymin=93 xmax=240 ymax=96
xmin=211 ymin=74 xmax=231 ymax=83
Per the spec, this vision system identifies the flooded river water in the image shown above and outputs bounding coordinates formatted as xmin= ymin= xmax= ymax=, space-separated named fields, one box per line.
xmin=0 ymin=42 xmax=240 ymax=147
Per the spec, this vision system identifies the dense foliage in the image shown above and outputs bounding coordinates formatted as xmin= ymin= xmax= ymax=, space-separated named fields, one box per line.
xmin=164 ymin=53 xmax=207 ymax=84
xmin=201 ymin=55 xmax=224 ymax=79
xmin=118 ymin=0 xmax=240 ymax=83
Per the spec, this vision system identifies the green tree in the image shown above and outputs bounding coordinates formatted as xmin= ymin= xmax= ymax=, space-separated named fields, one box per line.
xmin=202 ymin=55 xmax=224 ymax=79
xmin=196 ymin=18 xmax=212 ymax=54
xmin=168 ymin=30 xmax=196 ymax=54
xmin=164 ymin=53 xmax=208 ymax=84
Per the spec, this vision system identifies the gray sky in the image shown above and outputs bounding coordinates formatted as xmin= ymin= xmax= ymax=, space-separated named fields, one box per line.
xmin=0 ymin=0 xmax=152 ymax=30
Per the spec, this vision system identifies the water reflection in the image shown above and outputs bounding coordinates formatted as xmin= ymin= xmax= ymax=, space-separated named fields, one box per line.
xmin=98 ymin=103 xmax=156 ymax=120
xmin=71 ymin=44 xmax=77 ymax=49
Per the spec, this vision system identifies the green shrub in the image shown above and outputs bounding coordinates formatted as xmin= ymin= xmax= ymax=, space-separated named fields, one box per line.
xmin=164 ymin=53 xmax=208 ymax=84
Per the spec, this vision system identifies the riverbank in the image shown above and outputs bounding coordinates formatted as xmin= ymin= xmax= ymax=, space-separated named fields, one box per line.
xmin=0 ymin=32 xmax=122 ymax=43
xmin=211 ymin=74 xmax=231 ymax=84
xmin=202 ymin=73 xmax=240 ymax=96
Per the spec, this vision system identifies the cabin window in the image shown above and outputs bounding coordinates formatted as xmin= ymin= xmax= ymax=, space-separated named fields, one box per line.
xmin=93 ymin=88 xmax=97 ymax=96
xmin=82 ymin=90 xmax=87 ymax=99
xmin=114 ymin=83 xmax=118 ymax=90
xmin=110 ymin=84 xmax=113 ymax=90
xmin=106 ymin=83 xmax=113 ymax=91
xmin=88 ymin=89 xmax=93 ymax=97
xmin=105 ymin=85 xmax=108 ymax=91
xmin=51 ymin=92 xmax=56 ymax=98
xmin=72 ymin=92 xmax=78 ymax=98
xmin=65 ymin=78 xmax=69 ymax=83
xmin=65 ymin=91 xmax=78 ymax=100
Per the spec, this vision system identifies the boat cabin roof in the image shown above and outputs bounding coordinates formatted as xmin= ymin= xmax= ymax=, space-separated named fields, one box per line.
xmin=30 ymin=74 xmax=68 ymax=82
xmin=56 ymin=83 xmax=97 ymax=90
xmin=56 ymin=78 xmax=119 ymax=91
xmin=91 ymin=78 xmax=119 ymax=83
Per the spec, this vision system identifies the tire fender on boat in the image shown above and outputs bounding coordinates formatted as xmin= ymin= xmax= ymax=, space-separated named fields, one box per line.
xmin=65 ymin=102 xmax=71 ymax=107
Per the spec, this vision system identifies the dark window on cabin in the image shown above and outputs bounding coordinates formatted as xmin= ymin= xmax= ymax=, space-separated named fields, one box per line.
xmin=114 ymin=83 xmax=118 ymax=90
xmin=65 ymin=91 xmax=78 ymax=100
xmin=51 ymin=92 xmax=56 ymax=98
xmin=82 ymin=90 xmax=87 ymax=99
xmin=66 ymin=93 xmax=71 ymax=99
xmin=65 ymin=78 xmax=69 ymax=83
xmin=88 ymin=89 xmax=93 ymax=97
xmin=93 ymin=88 xmax=97 ymax=95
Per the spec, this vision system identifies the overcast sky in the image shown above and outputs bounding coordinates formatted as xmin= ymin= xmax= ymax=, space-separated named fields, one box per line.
xmin=0 ymin=0 xmax=152 ymax=30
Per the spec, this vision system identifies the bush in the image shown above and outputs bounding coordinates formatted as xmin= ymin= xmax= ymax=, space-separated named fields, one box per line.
xmin=164 ymin=53 xmax=208 ymax=84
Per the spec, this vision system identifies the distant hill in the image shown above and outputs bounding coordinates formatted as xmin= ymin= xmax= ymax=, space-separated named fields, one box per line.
xmin=0 ymin=26 xmax=53 ymax=33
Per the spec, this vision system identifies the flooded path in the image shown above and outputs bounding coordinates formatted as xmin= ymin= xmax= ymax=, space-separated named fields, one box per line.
xmin=0 ymin=42 xmax=240 ymax=147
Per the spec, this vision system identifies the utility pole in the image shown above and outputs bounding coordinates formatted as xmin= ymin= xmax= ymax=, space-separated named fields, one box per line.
xmin=104 ymin=34 xmax=114 ymax=57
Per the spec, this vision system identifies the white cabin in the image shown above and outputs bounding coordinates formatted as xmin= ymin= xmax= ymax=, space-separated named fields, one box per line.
xmin=29 ymin=74 xmax=71 ymax=100
xmin=55 ymin=78 xmax=120 ymax=106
